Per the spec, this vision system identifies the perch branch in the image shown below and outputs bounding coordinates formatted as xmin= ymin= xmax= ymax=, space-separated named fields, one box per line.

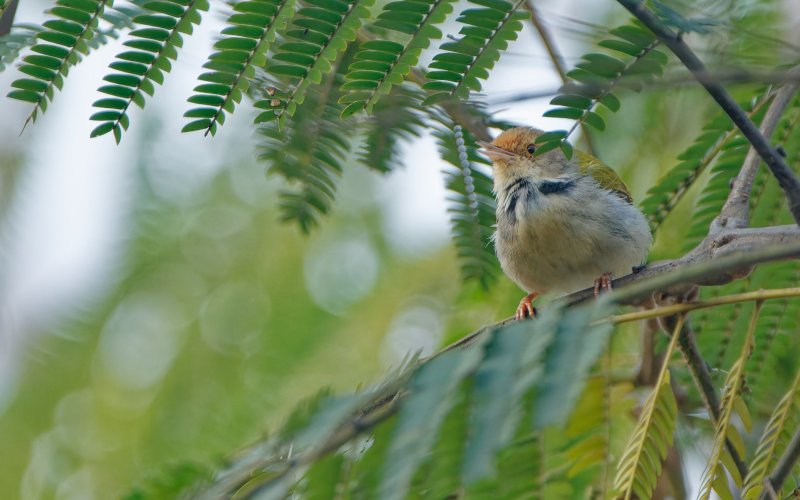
xmin=618 ymin=0 xmax=800 ymax=225
xmin=716 ymin=71 xmax=800 ymax=230
xmin=0 ymin=0 xmax=18 ymax=36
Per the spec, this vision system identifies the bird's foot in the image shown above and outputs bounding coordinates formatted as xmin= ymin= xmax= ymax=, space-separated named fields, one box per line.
xmin=593 ymin=272 xmax=613 ymax=297
xmin=516 ymin=292 xmax=539 ymax=320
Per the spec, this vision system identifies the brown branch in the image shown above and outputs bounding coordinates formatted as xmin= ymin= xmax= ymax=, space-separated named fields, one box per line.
xmin=763 ymin=427 xmax=800 ymax=499
xmin=673 ymin=319 xmax=748 ymax=480
xmin=716 ymin=70 xmax=800 ymax=231
xmin=618 ymin=0 xmax=800 ymax=225
xmin=0 ymin=0 xmax=18 ymax=36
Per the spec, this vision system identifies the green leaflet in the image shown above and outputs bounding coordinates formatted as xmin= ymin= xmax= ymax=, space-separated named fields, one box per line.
xmin=742 ymin=369 xmax=800 ymax=498
xmin=698 ymin=303 xmax=762 ymax=500
xmin=433 ymin=122 xmax=499 ymax=290
xmin=422 ymin=2 xmax=528 ymax=104
xmin=256 ymin=69 xmax=352 ymax=232
xmin=356 ymin=85 xmax=426 ymax=173
xmin=339 ymin=0 xmax=457 ymax=116
xmin=536 ymin=21 xmax=668 ymax=159
xmin=183 ymin=0 xmax=296 ymax=136
xmin=92 ymin=0 xmax=209 ymax=142
xmin=8 ymin=0 xmax=113 ymax=126
xmin=612 ymin=316 xmax=683 ymax=500
xmin=259 ymin=0 xmax=375 ymax=128
xmin=0 ymin=25 xmax=42 ymax=72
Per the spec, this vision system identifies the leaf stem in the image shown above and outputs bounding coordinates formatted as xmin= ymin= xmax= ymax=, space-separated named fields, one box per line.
xmin=610 ymin=287 xmax=800 ymax=324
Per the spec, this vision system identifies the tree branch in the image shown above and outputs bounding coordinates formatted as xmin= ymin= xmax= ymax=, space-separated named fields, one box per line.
xmin=673 ymin=319 xmax=748 ymax=480
xmin=0 ymin=0 xmax=19 ymax=36
xmin=617 ymin=0 xmax=800 ymax=226
xmin=763 ymin=426 xmax=800 ymax=499
xmin=716 ymin=71 xmax=800 ymax=231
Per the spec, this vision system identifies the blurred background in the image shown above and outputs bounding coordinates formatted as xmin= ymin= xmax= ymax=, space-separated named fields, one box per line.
xmin=0 ymin=0 xmax=798 ymax=497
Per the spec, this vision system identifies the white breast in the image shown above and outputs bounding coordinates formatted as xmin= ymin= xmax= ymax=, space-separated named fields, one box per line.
xmin=494 ymin=176 xmax=651 ymax=295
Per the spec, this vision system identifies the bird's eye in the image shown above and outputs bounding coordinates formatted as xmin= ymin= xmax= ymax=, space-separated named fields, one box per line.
xmin=526 ymin=144 xmax=536 ymax=155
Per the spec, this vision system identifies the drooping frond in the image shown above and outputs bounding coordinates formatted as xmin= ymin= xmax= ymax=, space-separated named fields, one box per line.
xmin=0 ymin=24 xmax=40 ymax=71
xmin=339 ymin=0 xmax=456 ymax=117
xmin=356 ymin=85 xmax=427 ymax=173
xmin=191 ymin=301 xmax=613 ymax=498
xmin=639 ymin=91 xmax=771 ymax=233
xmin=7 ymin=0 xmax=114 ymax=125
xmin=422 ymin=0 xmax=528 ymax=105
xmin=91 ymin=0 xmax=208 ymax=142
xmin=256 ymin=70 xmax=352 ymax=232
xmin=433 ymin=121 xmax=499 ymax=289
xmin=182 ymin=0 xmax=296 ymax=136
xmin=535 ymin=21 xmax=668 ymax=158
xmin=256 ymin=0 xmax=374 ymax=127
xmin=742 ymin=369 xmax=800 ymax=499
xmin=612 ymin=316 xmax=683 ymax=500
xmin=377 ymin=348 xmax=482 ymax=500
xmin=698 ymin=303 xmax=762 ymax=500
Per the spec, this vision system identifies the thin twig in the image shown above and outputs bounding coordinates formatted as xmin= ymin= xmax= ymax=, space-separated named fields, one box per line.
xmin=525 ymin=1 xmax=594 ymax=153
xmin=618 ymin=0 xmax=800 ymax=225
xmin=610 ymin=287 xmax=800 ymax=324
xmin=673 ymin=319 xmax=749 ymax=480
xmin=763 ymin=427 xmax=800 ymax=499
xmin=716 ymin=70 xmax=800 ymax=231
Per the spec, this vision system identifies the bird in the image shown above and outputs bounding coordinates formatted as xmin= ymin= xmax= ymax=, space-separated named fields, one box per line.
xmin=477 ymin=127 xmax=652 ymax=320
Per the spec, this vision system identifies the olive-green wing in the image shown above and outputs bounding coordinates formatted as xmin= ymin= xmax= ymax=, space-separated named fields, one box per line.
xmin=575 ymin=150 xmax=633 ymax=203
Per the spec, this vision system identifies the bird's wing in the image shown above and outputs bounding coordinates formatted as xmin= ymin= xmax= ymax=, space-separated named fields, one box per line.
xmin=575 ymin=150 xmax=633 ymax=203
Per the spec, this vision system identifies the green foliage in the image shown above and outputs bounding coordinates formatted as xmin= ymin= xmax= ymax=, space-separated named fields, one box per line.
xmin=698 ymin=303 xmax=761 ymax=500
xmin=742 ymin=369 xmax=800 ymax=498
xmin=433 ymin=121 xmax=499 ymax=289
xmin=92 ymin=0 xmax=208 ymax=142
xmin=8 ymin=0 xmax=114 ymax=124
xmin=183 ymin=0 xmax=296 ymax=136
xmin=613 ymin=318 xmax=682 ymax=500
xmin=0 ymin=24 xmax=40 ymax=71
xmin=339 ymin=0 xmax=456 ymax=116
xmin=536 ymin=21 xmax=668 ymax=158
xmin=256 ymin=70 xmax=353 ymax=232
xmin=257 ymin=0 xmax=374 ymax=128
xmin=422 ymin=0 xmax=528 ymax=104
xmin=356 ymin=85 xmax=426 ymax=173
xmin=188 ymin=301 xmax=613 ymax=498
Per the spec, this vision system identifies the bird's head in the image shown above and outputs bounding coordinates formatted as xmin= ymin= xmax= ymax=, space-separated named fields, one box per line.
xmin=478 ymin=127 xmax=573 ymax=184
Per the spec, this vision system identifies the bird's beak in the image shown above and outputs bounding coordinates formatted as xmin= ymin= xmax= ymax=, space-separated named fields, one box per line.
xmin=476 ymin=141 xmax=517 ymax=162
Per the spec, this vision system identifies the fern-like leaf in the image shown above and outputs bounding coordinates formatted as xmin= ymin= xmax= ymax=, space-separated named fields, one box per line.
xmin=91 ymin=0 xmax=208 ymax=142
xmin=422 ymin=0 xmax=528 ymax=104
xmin=683 ymin=93 xmax=770 ymax=250
xmin=433 ymin=121 xmax=499 ymax=289
xmin=612 ymin=316 xmax=683 ymax=500
xmin=8 ymin=0 xmax=114 ymax=126
xmin=257 ymin=0 xmax=374 ymax=127
xmin=356 ymin=85 xmax=426 ymax=173
xmin=639 ymin=103 xmax=766 ymax=232
xmin=183 ymin=0 xmax=295 ymax=136
xmin=698 ymin=302 xmax=763 ymax=500
xmin=339 ymin=0 xmax=456 ymax=116
xmin=742 ymin=369 xmax=800 ymax=498
xmin=256 ymin=70 xmax=352 ymax=231
xmin=535 ymin=22 xmax=668 ymax=158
